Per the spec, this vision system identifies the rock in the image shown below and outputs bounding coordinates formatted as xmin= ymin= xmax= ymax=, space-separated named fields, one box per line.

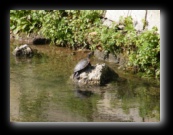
xmin=94 ymin=50 xmax=129 ymax=70
xmin=12 ymin=44 xmax=33 ymax=57
xmin=94 ymin=49 xmax=119 ymax=63
xmin=72 ymin=63 xmax=119 ymax=86
xmin=33 ymin=38 xmax=51 ymax=45
xmin=102 ymin=18 xmax=113 ymax=28
xmin=118 ymin=25 xmax=125 ymax=30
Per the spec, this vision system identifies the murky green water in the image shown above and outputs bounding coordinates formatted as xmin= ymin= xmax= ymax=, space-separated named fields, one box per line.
xmin=10 ymin=41 xmax=160 ymax=122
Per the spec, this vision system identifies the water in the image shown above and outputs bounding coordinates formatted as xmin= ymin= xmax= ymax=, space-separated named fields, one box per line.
xmin=10 ymin=41 xmax=160 ymax=122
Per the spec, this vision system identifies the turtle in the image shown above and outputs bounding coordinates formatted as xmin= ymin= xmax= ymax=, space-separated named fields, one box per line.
xmin=73 ymin=51 xmax=94 ymax=79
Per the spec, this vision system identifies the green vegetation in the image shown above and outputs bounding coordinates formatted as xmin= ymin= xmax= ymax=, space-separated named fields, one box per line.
xmin=10 ymin=10 xmax=104 ymax=48
xmin=10 ymin=10 xmax=160 ymax=78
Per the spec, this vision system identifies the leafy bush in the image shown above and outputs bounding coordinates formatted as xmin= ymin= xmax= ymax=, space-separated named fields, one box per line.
xmin=10 ymin=10 xmax=104 ymax=47
xmin=10 ymin=10 xmax=42 ymax=34
xmin=128 ymin=27 xmax=160 ymax=78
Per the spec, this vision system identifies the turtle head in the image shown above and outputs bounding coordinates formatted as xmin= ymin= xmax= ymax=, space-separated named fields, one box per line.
xmin=87 ymin=51 xmax=94 ymax=58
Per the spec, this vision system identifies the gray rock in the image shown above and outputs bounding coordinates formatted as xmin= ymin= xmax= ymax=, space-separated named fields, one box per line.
xmin=94 ymin=50 xmax=129 ymax=70
xmin=94 ymin=49 xmax=119 ymax=64
xmin=12 ymin=44 xmax=33 ymax=57
xmin=72 ymin=63 xmax=119 ymax=86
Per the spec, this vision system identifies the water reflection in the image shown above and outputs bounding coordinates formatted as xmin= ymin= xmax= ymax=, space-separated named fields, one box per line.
xmin=96 ymin=81 xmax=160 ymax=122
xmin=74 ymin=90 xmax=94 ymax=99
xmin=10 ymin=42 xmax=160 ymax=122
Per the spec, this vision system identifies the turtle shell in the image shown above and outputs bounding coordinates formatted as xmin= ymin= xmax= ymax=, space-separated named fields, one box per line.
xmin=73 ymin=51 xmax=93 ymax=79
xmin=74 ymin=58 xmax=90 ymax=73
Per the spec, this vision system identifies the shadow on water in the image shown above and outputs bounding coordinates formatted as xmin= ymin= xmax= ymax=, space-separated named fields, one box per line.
xmin=10 ymin=41 xmax=160 ymax=122
xmin=74 ymin=90 xmax=94 ymax=99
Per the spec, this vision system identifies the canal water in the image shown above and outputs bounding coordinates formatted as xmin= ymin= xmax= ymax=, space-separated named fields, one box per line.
xmin=10 ymin=41 xmax=160 ymax=122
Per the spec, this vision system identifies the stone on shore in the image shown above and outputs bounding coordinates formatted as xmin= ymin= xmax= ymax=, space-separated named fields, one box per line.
xmin=72 ymin=63 xmax=119 ymax=86
xmin=12 ymin=44 xmax=33 ymax=57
